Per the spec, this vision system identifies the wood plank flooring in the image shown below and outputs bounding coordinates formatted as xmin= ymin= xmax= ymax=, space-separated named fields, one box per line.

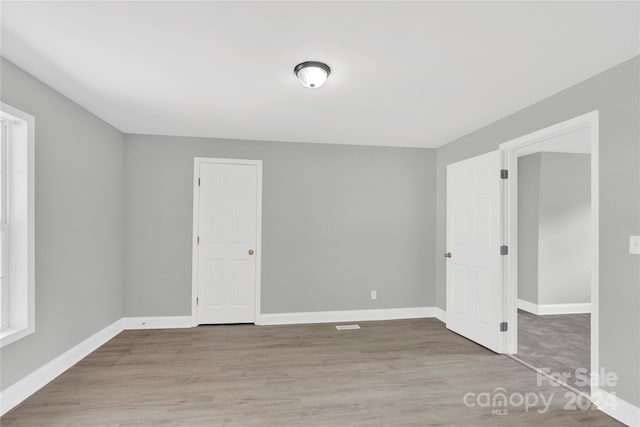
xmin=2 ymin=318 xmax=620 ymax=426
xmin=517 ymin=310 xmax=590 ymax=394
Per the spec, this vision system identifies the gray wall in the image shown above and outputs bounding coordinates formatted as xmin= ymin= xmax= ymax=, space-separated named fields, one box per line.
xmin=538 ymin=152 xmax=590 ymax=305
xmin=124 ymin=135 xmax=436 ymax=316
xmin=0 ymin=58 xmax=125 ymax=390
xmin=517 ymin=153 xmax=541 ymax=304
xmin=435 ymin=56 xmax=640 ymax=404
xmin=518 ymin=153 xmax=591 ymax=305
xmin=2 ymin=51 xmax=638 ymax=408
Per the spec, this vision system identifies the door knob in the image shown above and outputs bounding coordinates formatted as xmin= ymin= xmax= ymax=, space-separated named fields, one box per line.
xmin=444 ymin=252 xmax=452 ymax=258
xmin=248 ymin=249 xmax=254 ymax=255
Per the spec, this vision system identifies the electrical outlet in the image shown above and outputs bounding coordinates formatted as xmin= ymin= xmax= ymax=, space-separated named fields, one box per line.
xmin=630 ymin=235 xmax=640 ymax=255
xmin=336 ymin=324 xmax=360 ymax=330
xmin=371 ymin=290 xmax=377 ymax=300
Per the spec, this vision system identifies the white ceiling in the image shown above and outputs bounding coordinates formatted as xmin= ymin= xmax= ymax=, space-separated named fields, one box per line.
xmin=1 ymin=1 xmax=638 ymax=148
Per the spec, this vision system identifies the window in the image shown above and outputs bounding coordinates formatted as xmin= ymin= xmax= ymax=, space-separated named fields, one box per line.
xmin=0 ymin=103 xmax=35 ymax=348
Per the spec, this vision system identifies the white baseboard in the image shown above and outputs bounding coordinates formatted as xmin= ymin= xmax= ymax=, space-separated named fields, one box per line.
xmin=517 ymin=299 xmax=591 ymax=315
xmin=256 ymin=307 xmax=440 ymax=326
xmin=5 ymin=310 xmax=633 ymax=426
xmin=517 ymin=299 xmax=539 ymax=314
xmin=0 ymin=318 xmax=124 ymax=416
xmin=122 ymin=316 xmax=195 ymax=330
xmin=0 ymin=315 xmax=196 ymax=416
xmin=1 ymin=308 xmax=439 ymax=415
xmin=433 ymin=307 xmax=446 ymax=323
xmin=1 ymin=309 xmax=445 ymax=417
xmin=593 ymin=387 xmax=640 ymax=427
xmin=537 ymin=302 xmax=591 ymax=315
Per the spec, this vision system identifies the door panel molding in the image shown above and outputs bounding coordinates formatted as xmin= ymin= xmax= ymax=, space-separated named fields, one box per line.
xmin=446 ymin=150 xmax=504 ymax=353
xmin=192 ymin=157 xmax=263 ymax=325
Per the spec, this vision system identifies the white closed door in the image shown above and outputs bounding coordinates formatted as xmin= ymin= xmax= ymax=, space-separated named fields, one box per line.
xmin=196 ymin=161 xmax=259 ymax=324
xmin=446 ymin=150 xmax=504 ymax=352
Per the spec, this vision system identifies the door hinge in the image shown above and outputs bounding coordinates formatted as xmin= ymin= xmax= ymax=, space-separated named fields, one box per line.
xmin=197 ymin=297 xmax=199 ymax=305
xmin=500 ymin=245 xmax=508 ymax=255
xmin=500 ymin=322 xmax=508 ymax=332
xmin=500 ymin=169 xmax=508 ymax=179
xmin=198 ymin=177 xmax=201 ymax=186
xmin=197 ymin=236 xmax=200 ymax=244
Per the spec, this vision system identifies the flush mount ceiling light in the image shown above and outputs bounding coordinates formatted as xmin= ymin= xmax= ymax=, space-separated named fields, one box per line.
xmin=294 ymin=61 xmax=331 ymax=88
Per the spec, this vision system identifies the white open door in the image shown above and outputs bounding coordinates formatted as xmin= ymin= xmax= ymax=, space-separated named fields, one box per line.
xmin=446 ymin=150 xmax=504 ymax=352
xmin=194 ymin=159 xmax=261 ymax=324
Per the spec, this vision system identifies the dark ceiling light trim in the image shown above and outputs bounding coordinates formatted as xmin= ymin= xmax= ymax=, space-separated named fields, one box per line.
xmin=294 ymin=61 xmax=331 ymax=88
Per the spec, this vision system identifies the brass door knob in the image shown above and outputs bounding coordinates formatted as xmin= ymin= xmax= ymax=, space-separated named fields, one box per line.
xmin=248 ymin=249 xmax=254 ymax=255
xmin=444 ymin=252 xmax=452 ymax=258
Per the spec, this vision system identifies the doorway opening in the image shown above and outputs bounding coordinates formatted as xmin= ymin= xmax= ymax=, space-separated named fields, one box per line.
xmin=500 ymin=111 xmax=599 ymax=396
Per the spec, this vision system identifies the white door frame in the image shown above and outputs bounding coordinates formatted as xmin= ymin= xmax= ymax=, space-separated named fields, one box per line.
xmin=191 ymin=157 xmax=263 ymax=325
xmin=499 ymin=111 xmax=599 ymax=385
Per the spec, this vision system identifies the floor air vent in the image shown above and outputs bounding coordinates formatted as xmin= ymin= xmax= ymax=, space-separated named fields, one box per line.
xmin=336 ymin=324 xmax=360 ymax=330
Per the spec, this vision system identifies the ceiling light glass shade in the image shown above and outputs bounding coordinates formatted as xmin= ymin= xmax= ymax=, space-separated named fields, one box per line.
xmin=294 ymin=61 xmax=331 ymax=88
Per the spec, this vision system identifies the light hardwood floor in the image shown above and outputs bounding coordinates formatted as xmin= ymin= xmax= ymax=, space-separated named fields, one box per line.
xmin=517 ymin=309 xmax=591 ymax=394
xmin=2 ymin=318 xmax=621 ymax=426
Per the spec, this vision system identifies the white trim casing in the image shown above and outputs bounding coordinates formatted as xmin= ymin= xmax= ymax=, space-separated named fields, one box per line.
xmin=191 ymin=157 xmax=263 ymax=325
xmin=509 ymin=355 xmax=640 ymax=427
xmin=500 ymin=111 xmax=601 ymax=405
xmin=6 ymin=311 xmax=638 ymax=427
xmin=433 ymin=307 xmax=446 ymax=323
xmin=0 ymin=319 xmax=123 ymax=416
xmin=122 ymin=316 xmax=195 ymax=329
xmin=256 ymin=307 xmax=440 ymax=326
xmin=0 ymin=316 xmax=197 ymax=416
xmin=517 ymin=299 xmax=591 ymax=315
xmin=592 ymin=387 xmax=640 ymax=427
xmin=0 ymin=103 xmax=35 ymax=349
xmin=516 ymin=298 xmax=539 ymax=315
xmin=0 ymin=309 xmax=443 ymax=416
xmin=499 ymin=111 xmax=599 ymax=381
